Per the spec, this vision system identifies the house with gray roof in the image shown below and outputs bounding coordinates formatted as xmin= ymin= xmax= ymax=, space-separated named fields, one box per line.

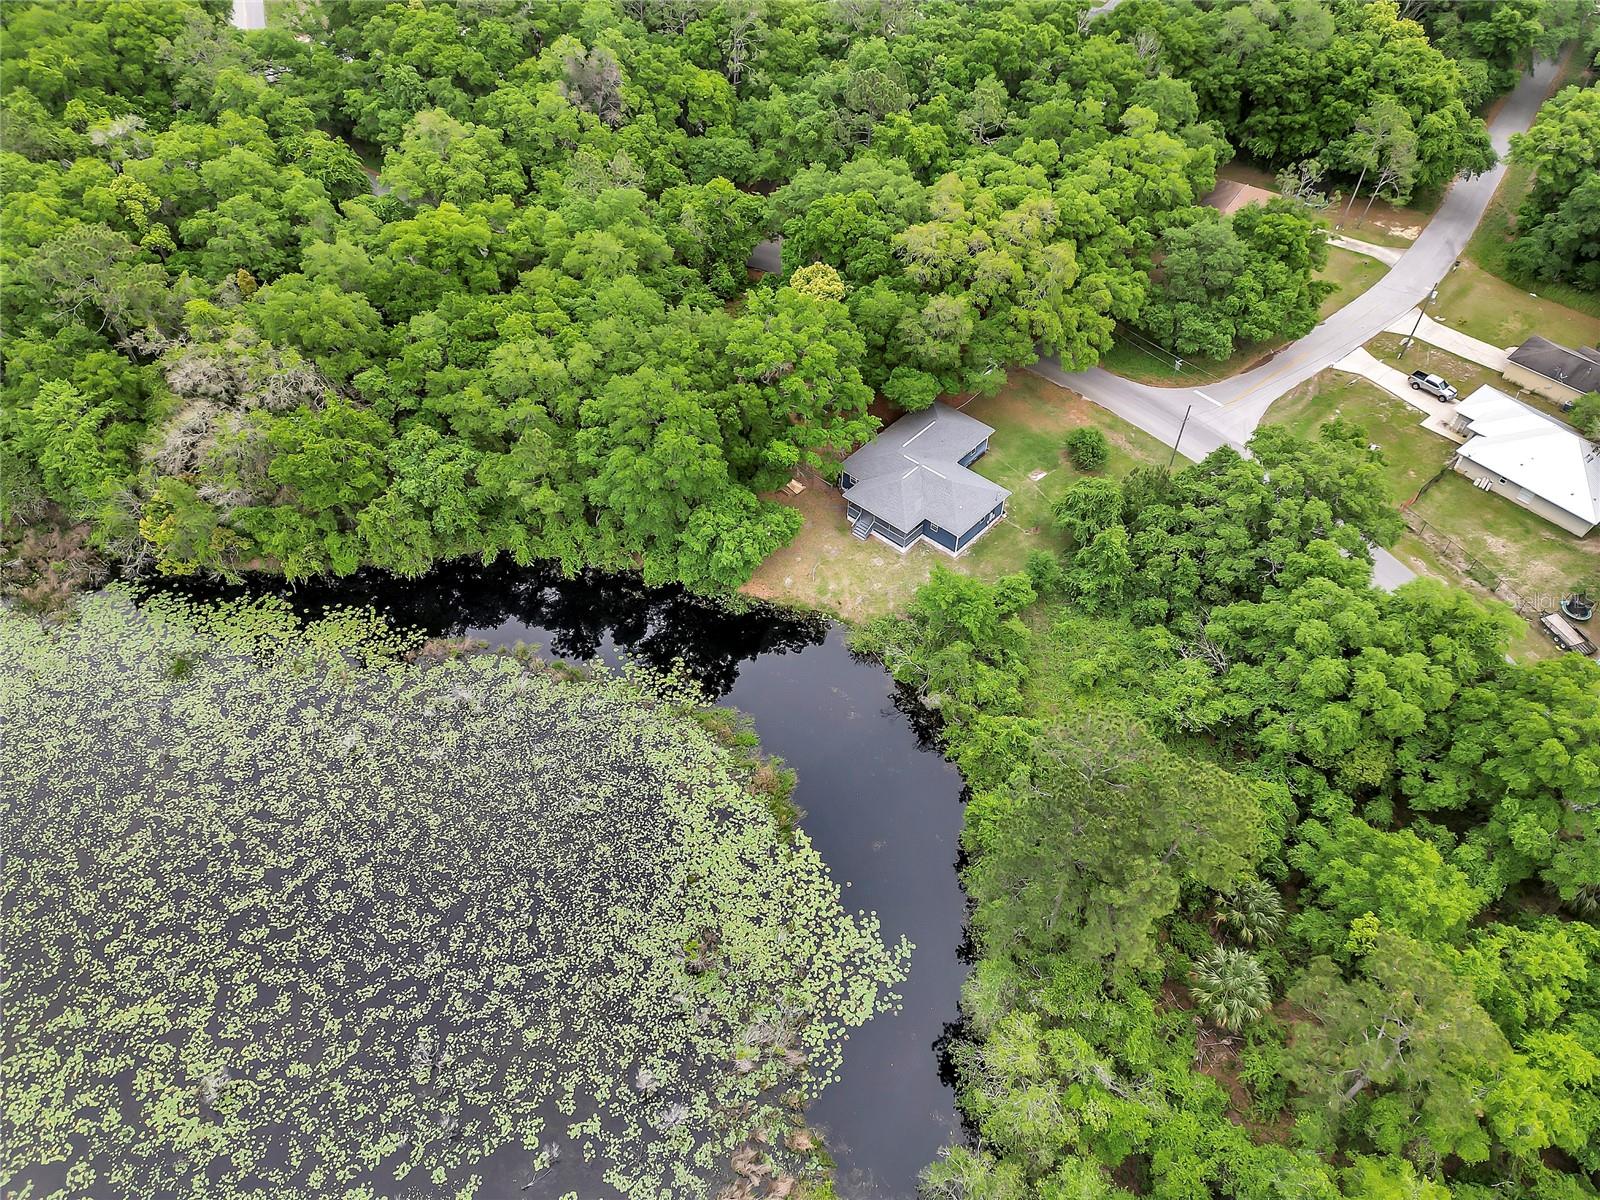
xmin=1502 ymin=335 xmax=1600 ymax=406
xmin=839 ymin=403 xmax=1010 ymax=553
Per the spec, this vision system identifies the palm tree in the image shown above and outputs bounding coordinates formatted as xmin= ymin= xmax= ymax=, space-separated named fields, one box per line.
xmin=1190 ymin=946 xmax=1271 ymax=1032
xmin=1217 ymin=876 xmax=1286 ymax=945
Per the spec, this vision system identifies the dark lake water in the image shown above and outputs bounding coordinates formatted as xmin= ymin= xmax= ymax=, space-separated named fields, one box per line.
xmin=149 ymin=560 xmax=971 ymax=1198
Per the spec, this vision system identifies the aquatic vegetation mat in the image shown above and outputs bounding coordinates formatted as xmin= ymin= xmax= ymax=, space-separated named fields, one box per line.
xmin=0 ymin=588 xmax=906 ymax=1199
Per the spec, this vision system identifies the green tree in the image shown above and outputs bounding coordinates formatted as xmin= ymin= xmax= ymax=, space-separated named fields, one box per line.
xmin=1286 ymin=929 xmax=1517 ymax=1166
xmin=853 ymin=568 xmax=1037 ymax=727
xmin=1290 ymin=818 xmax=1488 ymax=949
xmin=656 ymin=176 xmax=766 ymax=295
xmin=1118 ymin=424 xmax=1401 ymax=622
xmin=1568 ymin=391 xmax=1600 ymax=440
xmin=721 ymin=282 xmax=876 ymax=488
xmin=1509 ymin=86 xmax=1600 ymax=289
xmin=1065 ymin=427 xmax=1109 ymax=471
xmin=1217 ymin=876 xmax=1286 ymax=945
xmin=964 ymin=713 xmax=1268 ymax=967
xmin=379 ymin=109 xmax=526 ymax=205
xmin=1138 ymin=201 xmax=1331 ymax=360
xmin=1189 ymin=946 xmax=1272 ymax=1031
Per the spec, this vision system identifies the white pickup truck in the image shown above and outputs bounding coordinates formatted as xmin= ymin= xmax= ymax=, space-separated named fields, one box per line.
xmin=1409 ymin=371 xmax=1458 ymax=402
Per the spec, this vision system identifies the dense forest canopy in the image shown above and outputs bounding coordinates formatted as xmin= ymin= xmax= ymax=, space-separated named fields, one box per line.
xmin=0 ymin=0 xmax=1510 ymax=591
xmin=4 ymin=3 xmax=1599 ymax=1200
xmin=860 ymin=425 xmax=1600 ymax=1200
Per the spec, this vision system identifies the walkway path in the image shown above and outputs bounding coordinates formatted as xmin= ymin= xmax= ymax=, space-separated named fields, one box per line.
xmin=1329 ymin=235 xmax=1405 ymax=266
xmin=1383 ymin=310 xmax=1511 ymax=371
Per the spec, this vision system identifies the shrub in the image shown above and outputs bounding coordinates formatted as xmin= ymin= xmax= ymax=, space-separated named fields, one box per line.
xmin=1217 ymin=876 xmax=1286 ymax=945
xmin=1065 ymin=427 xmax=1109 ymax=471
xmin=1190 ymin=946 xmax=1272 ymax=1031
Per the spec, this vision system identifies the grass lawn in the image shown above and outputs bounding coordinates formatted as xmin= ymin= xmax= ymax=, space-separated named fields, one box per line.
xmin=1408 ymin=473 xmax=1600 ymax=606
xmin=1318 ymin=246 xmax=1387 ymax=319
xmin=1266 ymin=370 xmax=1451 ymax=504
xmin=1432 ymin=259 xmax=1600 ymax=349
xmin=1366 ymin=331 xmax=1505 ymax=397
xmin=740 ymin=370 xmax=1171 ymax=621
xmin=1264 ymin=368 xmax=1600 ymax=660
xmin=1097 ymin=336 xmax=1274 ymax=386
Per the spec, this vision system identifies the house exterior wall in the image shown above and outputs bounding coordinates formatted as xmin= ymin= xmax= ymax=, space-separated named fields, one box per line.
xmin=873 ymin=520 xmax=919 ymax=547
xmin=1502 ymin=361 xmax=1584 ymax=405
xmin=957 ymin=438 xmax=990 ymax=468
xmin=847 ymin=502 xmax=1008 ymax=555
xmin=1451 ymin=456 xmax=1595 ymax=536
xmin=956 ymin=502 xmax=1005 ymax=549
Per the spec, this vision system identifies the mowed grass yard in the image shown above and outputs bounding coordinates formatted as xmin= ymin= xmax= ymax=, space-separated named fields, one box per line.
xmin=1318 ymin=245 xmax=1388 ymax=319
xmin=1432 ymin=259 xmax=1600 ymax=350
xmin=741 ymin=370 xmax=1170 ymax=620
xmin=1264 ymin=369 xmax=1600 ymax=660
xmin=1408 ymin=474 xmax=1600 ymax=608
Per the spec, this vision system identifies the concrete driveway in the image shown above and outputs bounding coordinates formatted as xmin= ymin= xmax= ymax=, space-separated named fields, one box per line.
xmin=1334 ymin=346 xmax=1465 ymax=439
xmin=1383 ymin=311 xmax=1511 ymax=371
xmin=1330 ymin=235 xmax=1405 ymax=266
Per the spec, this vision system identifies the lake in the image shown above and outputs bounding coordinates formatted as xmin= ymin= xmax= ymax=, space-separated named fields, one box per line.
xmin=150 ymin=559 xmax=972 ymax=1198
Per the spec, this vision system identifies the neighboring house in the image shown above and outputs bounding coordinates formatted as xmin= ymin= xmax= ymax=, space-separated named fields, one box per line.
xmin=1200 ymin=178 xmax=1278 ymax=217
xmin=1448 ymin=385 xmax=1600 ymax=537
xmin=840 ymin=403 xmax=1010 ymax=554
xmin=1501 ymin=335 xmax=1600 ymax=406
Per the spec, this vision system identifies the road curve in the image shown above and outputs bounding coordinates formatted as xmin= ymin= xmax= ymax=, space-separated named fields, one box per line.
xmin=1028 ymin=56 xmax=1564 ymax=461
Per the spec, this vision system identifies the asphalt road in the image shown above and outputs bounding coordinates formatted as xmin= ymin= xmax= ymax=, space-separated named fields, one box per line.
xmin=755 ymin=59 xmax=1563 ymax=593
xmin=1027 ymin=56 xmax=1563 ymax=462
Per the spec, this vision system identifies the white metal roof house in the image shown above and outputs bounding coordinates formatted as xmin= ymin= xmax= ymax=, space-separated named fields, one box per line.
xmin=839 ymin=403 xmax=1010 ymax=554
xmin=1448 ymin=385 xmax=1600 ymax=537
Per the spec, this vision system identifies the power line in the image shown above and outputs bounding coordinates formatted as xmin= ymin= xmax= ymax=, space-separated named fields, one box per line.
xmin=1115 ymin=325 xmax=1200 ymax=377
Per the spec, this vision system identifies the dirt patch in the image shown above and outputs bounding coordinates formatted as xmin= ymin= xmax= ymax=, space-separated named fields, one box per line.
xmin=1193 ymin=1029 xmax=1251 ymax=1113
xmin=739 ymin=470 xmax=967 ymax=621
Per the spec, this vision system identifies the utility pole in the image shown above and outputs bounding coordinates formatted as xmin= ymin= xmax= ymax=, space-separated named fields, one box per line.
xmin=1167 ymin=404 xmax=1193 ymax=471
xmin=1399 ymin=288 xmax=1438 ymax=358
xmin=1340 ymin=159 xmax=1368 ymax=229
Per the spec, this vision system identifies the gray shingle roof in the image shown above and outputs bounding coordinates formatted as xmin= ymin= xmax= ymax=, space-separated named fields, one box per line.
xmin=1508 ymin=335 xmax=1600 ymax=394
xmin=841 ymin=403 xmax=1010 ymax=534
